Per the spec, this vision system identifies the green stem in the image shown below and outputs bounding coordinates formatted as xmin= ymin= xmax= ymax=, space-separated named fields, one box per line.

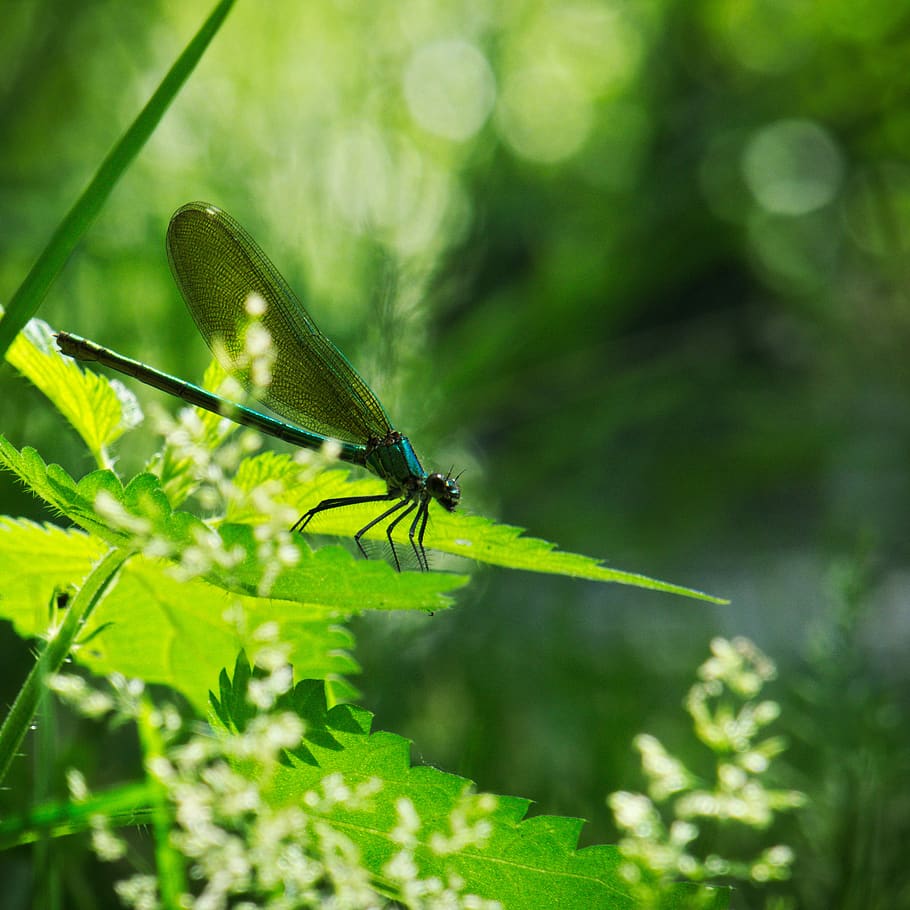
xmin=0 ymin=0 xmax=237 ymax=356
xmin=0 ymin=781 xmax=157 ymax=850
xmin=0 ymin=547 xmax=132 ymax=786
xmin=137 ymin=698 xmax=187 ymax=909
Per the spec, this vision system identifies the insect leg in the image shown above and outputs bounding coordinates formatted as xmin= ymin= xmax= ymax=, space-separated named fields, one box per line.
xmin=352 ymin=497 xmax=412 ymax=567
xmin=291 ymin=492 xmax=399 ymax=533
xmin=408 ymin=498 xmax=432 ymax=571
xmin=384 ymin=499 xmax=419 ymax=572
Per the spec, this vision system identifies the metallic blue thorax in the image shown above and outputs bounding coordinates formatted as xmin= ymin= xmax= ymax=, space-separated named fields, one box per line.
xmin=364 ymin=432 xmax=427 ymax=495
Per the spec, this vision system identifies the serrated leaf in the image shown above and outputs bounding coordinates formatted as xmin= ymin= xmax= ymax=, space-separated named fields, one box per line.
xmin=2 ymin=432 xmax=723 ymax=601
xmin=229 ymin=448 xmax=306 ymax=499
xmin=220 ymin=522 xmax=469 ymax=611
xmin=0 ymin=519 xmax=359 ymax=711
xmin=236 ymin=458 xmax=727 ymax=602
xmin=0 ymin=438 xmax=123 ymax=536
xmin=0 ymin=438 xmax=466 ymax=614
xmin=212 ymin=661 xmax=730 ymax=909
xmin=6 ymin=318 xmax=141 ymax=466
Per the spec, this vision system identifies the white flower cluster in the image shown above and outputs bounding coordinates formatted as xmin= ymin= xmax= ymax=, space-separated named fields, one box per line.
xmin=56 ymin=646 xmax=501 ymax=908
xmin=608 ymin=637 xmax=805 ymax=902
xmin=386 ymin=795 xmax=501 ymax=909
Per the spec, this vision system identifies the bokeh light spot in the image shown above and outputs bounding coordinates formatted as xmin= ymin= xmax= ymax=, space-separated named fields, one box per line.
xmin=496 ymin=65 xmax=593 ymax=164
xmin=403 ymin=39 xmax=496 ymax=142
xmin=742 ymin=119 xmax=844 ymax=216
xmin=708 ymin=0 xmax=813 ymax=75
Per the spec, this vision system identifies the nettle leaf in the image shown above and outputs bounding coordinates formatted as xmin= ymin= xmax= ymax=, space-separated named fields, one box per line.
xmin=228 ymin=447 xmax=306 ymax=504
xmin=12 ymin=335 xmax=722 ymax=599
xmin=211 ymin=658 xmax=730 ymax=910
xmin=0 ymin=519 xmax=360 ymax=711
xmin=2 ymin=433 xmax=721 ymax=602
xmin=6 ymin=318 xmax=140 ymax=467
xmin=0 ymin=518 xmax=108 ymax=625
xmin=234 ymin=456 xmax=726 ymax=602
xmin=0 ymin=438 xmax=466 ymax=614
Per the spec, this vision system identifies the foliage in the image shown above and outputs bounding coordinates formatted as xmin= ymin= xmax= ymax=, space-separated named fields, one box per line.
xmin=0 ymin=305 xmax=729 ymax=906
xmin=3 ymin=0 xmax=910 ymax=907
xmin=0 ymin=7 xmax=730 ymax=900
xmin=1 ymin=649 xmax=738 ymax=909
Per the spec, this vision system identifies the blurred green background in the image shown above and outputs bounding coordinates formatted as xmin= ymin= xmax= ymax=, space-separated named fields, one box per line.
xmin=3 ymin=1 xmax=910 ymax=907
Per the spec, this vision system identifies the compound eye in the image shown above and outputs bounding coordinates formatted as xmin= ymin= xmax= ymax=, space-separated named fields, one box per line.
xmin=427 ymin=472 xmax=461 ymax=510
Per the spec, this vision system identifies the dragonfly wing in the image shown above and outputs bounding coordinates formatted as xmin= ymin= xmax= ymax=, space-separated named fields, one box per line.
xmin=166 ymin=203 xmax=393 ymax=445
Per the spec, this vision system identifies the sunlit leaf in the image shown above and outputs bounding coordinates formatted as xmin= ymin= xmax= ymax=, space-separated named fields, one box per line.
xmin=210 ymin=660 xmax=731 ymax=910
xmin=0 ymin=519 xmax=359 ymax=711
xmin=235 ymin=457 xmax=728 ymax=602
xmin=0 ymin=439 xmax=467 ymax=615
xmin=5 ymin=318 xmax=140 ymax=468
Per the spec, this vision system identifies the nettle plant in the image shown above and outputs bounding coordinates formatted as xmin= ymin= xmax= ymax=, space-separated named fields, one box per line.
xmin=0 ymin=320 xmax=801 ymax=908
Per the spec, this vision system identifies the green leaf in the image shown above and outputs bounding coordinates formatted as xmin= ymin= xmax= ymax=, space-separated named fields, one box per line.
xmin=1 ymin=659 xmax=729 ymax=907
xmin=6 ymin=318 xmax=140 ymax=468
xmin=0 ymin=545 xmax=131 ymax=786
xmin=0 ymin=519 xmax=361 ymax=712
xmin=211 ymin=660 xmax=730 ymax=910
xmin=0 ymin=519 xmax=463 ymax=710
xmin=0 ymin=0 xmax=237 ymax=356
xmin=235 ymin=457 xmax=728 ymax=603
xmin=228 ymin=448 xmax=307 ymax=506
xmin=0 ymin=519 xmax=107 ymax=622
xmin=0 ymin=437 xmax=105 ymax=532
xmin=2 ymin=430 xmax=723 ymax=602
xmin=0 ymin=439 xmax=467 ymax=616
